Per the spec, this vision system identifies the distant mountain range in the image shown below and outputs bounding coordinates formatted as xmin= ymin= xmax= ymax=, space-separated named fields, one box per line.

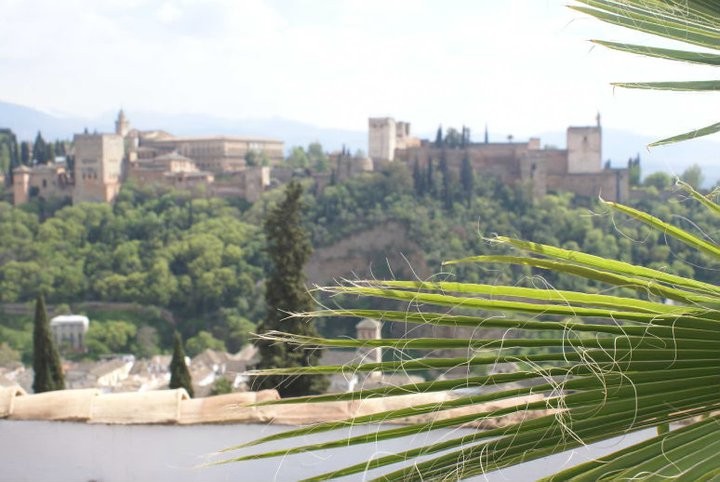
xmin=0 ymin=100 xmax=367 ymax=155
xmin=1 ymin=99 xmax=718 ymax=185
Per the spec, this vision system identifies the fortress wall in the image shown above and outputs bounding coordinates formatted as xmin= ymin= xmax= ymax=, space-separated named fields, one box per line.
xmin=73 ymin=183 xmax=114 ymax=203
xmin=539 ymin=149 xmax=568 ymax=175
xmin=470 ymin=150 xmax=523 ymax=183
xmin=127 ymin=166 xmax=167 ymax=185
xmin=393 ymin=140 xmax=628 ymax=202
xmin=27 ymin=168 xmax=72 ymax=201
xmin=547 ymin=168 xmax=629 ymax=202
xmin=526 ymin=151 xmax=547 ymax=199
xmin=395 ymin=144 xmax=530 ymax=185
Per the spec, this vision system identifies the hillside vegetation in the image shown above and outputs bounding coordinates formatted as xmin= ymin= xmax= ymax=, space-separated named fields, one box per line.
xmin=0 ymin=164 xmax=715 ymax=362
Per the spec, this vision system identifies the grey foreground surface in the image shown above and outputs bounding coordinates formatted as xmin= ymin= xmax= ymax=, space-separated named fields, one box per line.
xmin=0 ymin=420 xmax=651 ymax=481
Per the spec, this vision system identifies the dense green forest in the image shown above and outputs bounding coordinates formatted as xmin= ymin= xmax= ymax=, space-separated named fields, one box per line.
xmin=302 ymin=163 xmax=711 ymax=287
xmin=0 ymin=163 xmax=717 ymax=364
xmin=0 ymin=185 xmax=267 ymax=362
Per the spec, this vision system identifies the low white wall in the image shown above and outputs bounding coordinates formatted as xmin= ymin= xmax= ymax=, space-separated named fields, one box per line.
xmin=0 ymin=420 xmax=651 ymax=482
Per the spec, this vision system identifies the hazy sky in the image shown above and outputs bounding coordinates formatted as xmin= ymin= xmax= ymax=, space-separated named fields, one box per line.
xmin=1 ymin=0 xmax=717 ymax=139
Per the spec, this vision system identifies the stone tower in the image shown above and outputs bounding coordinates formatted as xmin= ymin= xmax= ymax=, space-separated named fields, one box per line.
xmin=566 ymin=115 xmax=602 ymax=173
xmin=395 ymin=121 xmax=412 ymax=149
xmin=115 ymin=109 xmax=130 ymax=138
xmin=12 ymin=165 xmax=31 ymax=205
xmin=368 ymin=117 xmax=397 ymax=162
xmin=356 ymin=318 xmax=382 ymax=378
xmin=73 ymin=133 xmax=125 ymax=204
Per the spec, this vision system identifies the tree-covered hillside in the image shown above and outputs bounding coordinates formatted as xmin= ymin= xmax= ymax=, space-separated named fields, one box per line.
xmin=0 ymin=184 xmax=267 ymax=361
xmin=303 ymin=163 xmax=712 ymax=287
xmin=0 ymin=164 xmax=716 ymax=363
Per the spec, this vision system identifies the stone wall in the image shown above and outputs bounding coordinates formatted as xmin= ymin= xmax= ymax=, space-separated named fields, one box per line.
xmin=12 ymin=164 xmax=73 ymax=205
xmin=210 ymin=167 xmax=269 ymax=203
xmin=540 ymin=148 xmax=568 ymax=175
xmin=395 ymin=143 xmax=546 ymax=197
xmin=546 ymin=168 xmax=629 ymax=202
xmin=127 ymin=165 xmax=167 ymax=185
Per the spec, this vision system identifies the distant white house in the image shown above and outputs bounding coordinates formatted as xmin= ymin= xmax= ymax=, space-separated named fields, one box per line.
xmin=50 ymin=315 xmax=89 ymax=352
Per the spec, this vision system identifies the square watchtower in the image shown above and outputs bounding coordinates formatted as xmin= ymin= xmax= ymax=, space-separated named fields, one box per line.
xmin=73 ymin=133 xmax=125 ymax=203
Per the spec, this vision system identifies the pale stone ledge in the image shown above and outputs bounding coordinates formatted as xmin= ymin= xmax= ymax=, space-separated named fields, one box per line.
xmin=0 ymin=385 xmax=546 ymax=429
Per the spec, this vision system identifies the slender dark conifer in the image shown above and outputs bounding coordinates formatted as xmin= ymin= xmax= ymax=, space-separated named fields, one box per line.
xmin=169 ymin=331 xmax=194 ymax=397
xmin=254 ymin=180 xmax=328 ymax=397
xmin=32 ymin=294 xmax=65 ymax=393
xmin=461 ymin=153 xmax=474 ymax=205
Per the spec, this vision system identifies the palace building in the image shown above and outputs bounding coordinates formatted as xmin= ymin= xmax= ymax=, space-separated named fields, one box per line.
xmin=12 ymin=110 xmax=284 ymax=205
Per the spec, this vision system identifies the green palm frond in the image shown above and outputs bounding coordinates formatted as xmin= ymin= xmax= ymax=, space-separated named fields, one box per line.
xmin=217 ymin=3 xmax=720 ymax=478
xmin=572 ymin=0 xmax=720 ymax=145
xmin=220 ymin=183 xmax=720 ymax=480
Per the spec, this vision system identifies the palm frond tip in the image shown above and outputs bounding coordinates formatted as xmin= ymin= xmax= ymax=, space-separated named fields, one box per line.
xmin=573 ymin=0 xmax=720 ymax=145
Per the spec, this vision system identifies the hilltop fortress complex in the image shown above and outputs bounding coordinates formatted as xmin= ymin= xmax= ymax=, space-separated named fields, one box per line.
xmin=13 ymin=111 xmax=285 ymax=205
xmin=12 ymin=111 xmax=627 ymax=206
xmin=368 ymin=115 xmax=628 ymax=202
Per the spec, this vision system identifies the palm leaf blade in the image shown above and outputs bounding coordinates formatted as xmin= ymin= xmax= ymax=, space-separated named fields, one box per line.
xmin=229 ymin=7 xmax=720 ymax=470
xmin=613 ymin=80 xmax=720 ymax=91
xmin=592 ymin=40 xmax=720 ymax=66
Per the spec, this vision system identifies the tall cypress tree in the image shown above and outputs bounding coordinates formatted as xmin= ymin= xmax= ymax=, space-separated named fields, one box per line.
xmin=20 ymin=141 xmax=30 ymax=166
xmin=412 ymin=158 xmax=425 ymax=196
xmin=55 ymin=140 xmax=66 ymax=157
xmin=461 ymin=126 xmax=471 ymax=147
xmin=32 ymin=294 xmax=65 ymax=393
xmin=169 ymin=331 xmax=194 ymax=397
xmin=426 ymin=158 xmax=435 ymax=197
xmin=0 ymin=144 xmax=10 ymax=177
xmin=254 ymin=180 xmax=328 ymax=397
xmin=439 ymin=153 xmax=453 ymax=210
xmin=33 ymin=131 xmax=47 ymax=164
xmin=46 ymin=142 xmax=56 ymax=163
xmin=461 ymin=153 xmax=475 ymax=206
xmin=628 ymin=155 xmax=641 ymax=186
